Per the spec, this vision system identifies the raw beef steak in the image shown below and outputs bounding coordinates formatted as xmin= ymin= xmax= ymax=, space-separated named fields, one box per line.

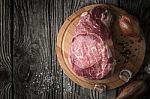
xmin=68 ymin=6 xmax=116 ymax=80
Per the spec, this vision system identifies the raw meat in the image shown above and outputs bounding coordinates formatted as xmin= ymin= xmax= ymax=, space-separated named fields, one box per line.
xmin=68 ymin=6 xmax=116 ymax=80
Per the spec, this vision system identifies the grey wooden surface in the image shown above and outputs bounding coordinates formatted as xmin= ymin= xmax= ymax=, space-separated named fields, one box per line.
xmin=0 ymin=0 xmax=150 ymax=99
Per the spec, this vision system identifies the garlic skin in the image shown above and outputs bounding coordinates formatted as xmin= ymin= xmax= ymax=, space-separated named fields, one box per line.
xmin=119 ymin=15 xmax=140 ymax=37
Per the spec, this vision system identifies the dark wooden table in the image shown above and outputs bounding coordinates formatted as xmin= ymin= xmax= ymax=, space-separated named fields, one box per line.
xmin=0 ymin=0 xmax=150 ymax=99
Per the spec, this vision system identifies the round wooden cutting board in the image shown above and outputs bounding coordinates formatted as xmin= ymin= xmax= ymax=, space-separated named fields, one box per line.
xmin=56 ymin=4 xmax=146 ymax=90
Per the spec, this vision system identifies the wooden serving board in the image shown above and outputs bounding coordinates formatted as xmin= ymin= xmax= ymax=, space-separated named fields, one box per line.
xmin=56 ymin=4 xmax=146 ymax=90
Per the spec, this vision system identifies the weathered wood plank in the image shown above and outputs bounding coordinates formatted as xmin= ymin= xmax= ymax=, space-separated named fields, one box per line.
xmin=13 ymin=0 xmax=63 ymax=98
xmin=49 ymin=0 xmax=64 ymax=99
xmin=139 ymin=1 xmax=150 ymax=99
xmin=0 ymin=0 xmax=12 ymax=99
xmin=12 ymin=0 xmax=150 ymax=99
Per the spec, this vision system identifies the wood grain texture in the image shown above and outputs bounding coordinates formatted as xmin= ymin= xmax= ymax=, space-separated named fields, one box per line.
xmin=13 ymin=0 xmax=59 ymax=98
xmin=0 ymin=0 xmax=12 ymax=99
xmin=0 ymin=0 xmax=149 ymax=99
xmin=13 ymin=0 xmax=150 ymax=99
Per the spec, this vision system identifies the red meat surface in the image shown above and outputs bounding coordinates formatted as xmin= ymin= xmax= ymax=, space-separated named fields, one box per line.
xmin=68 ymin=6 xmax=116 ymax=80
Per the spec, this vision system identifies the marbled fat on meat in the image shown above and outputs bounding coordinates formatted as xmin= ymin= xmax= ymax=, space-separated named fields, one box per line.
xmin=69 ymin=6 xmax=116 ymax=80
